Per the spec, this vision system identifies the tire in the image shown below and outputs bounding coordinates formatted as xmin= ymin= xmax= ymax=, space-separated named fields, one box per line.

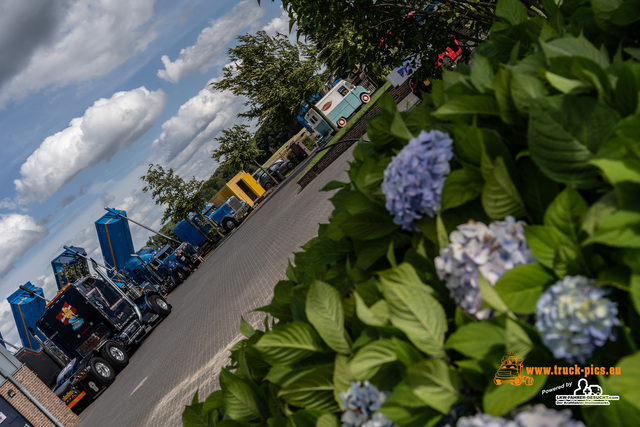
xmin=101 ymin=341 xmax=129 ymax=372
xmin=264 ymin=181 xmax=274 ymax=190
xmin=148 ymin=293 xmax=171 ymax=318
xmin=443 ymin=56 xmax=455 ymax=70
xmin=360 ymin=93 xmax=370 ymax=103
xmin=173 ymin=268 xmax=186 ymax=284
xmin=223 ymin=217 xmax=238 ymax=232
xmin=337 ymin=117 xmax=347 ymax=128
xmin=493 ymin=378 xmax=502 ymax=385
xmin=89 ymin=357 xmax=115 ymax=386
xmin=287 ymin=162 xmax=294 ymax=171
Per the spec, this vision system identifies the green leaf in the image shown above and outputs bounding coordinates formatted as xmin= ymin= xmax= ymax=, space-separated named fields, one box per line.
xmin=543 ymin=187 xmax=588 ymax=242
xmin=583 ymin=211 xmax=640 ymax=248
xmin=436 ymin=213 xmax=449 ymax=250
xmin=545 ymin=71 xmax=590 ymax=94
xmin=495 ymin=0 xmax=529 ymax=25
xmin=540 ymin=35 xmax=609 ymax=70
xmin=631 ymin=273 xmax=640 ymax=317
xmin=510 ymin=72 xmax=548 ymax=114
xmin=494 ymin=264 xmax=555 ymax=314
xmin=333 ymin=354 xmax=352 ymax=406
xmin=240 ymin=316 xmax=256 ymax=338
xmin=524 ymin=225 xmax=579 ymax=269
xmin=354 ymin=292 xmax=388 ymax=327
xmin=339 ymin=212 xmax=398 ymax=240
xmin=483 ymin=372 xmax=547 ymax=416
xmin=441 ymin=168 xmax=483 ymax=211
xmin=591 ymin=158 xmax=640 ymax=185
xmin=581 ymin=190 xmax=618 ymax=236
xmin=222 ymin=379 xmax=263 ymax=421
xmin=321 ymin=180 xmax=347 ymax=192
xmin=316 ymin=413 xmax=340 ymax=427
xmin=481 ymin=157 xmax=527 ymax=220
xmin=278 ymin=364 xmax=337 ymax=411
xmin=349 ymin=339 xmax=398 ymax=380
xmin=517 ymin=157 xmax=559 ymax=223
xmin=407 ymin=359 xmax=461 ymax=414
xmin=382 ymin=272 xmax=447 ymax=356
xmin=378 ymin=93 xmax=398 ymax=114
xmin=306 ymin=281 xmax=351 ymax=354
xmin=389 ymin=111 xmax=414 ymax=141
xmin=478 ymin=272 xmax=511 ymax=314
xmin=608 ymin=351 xmax=640 ymax=411
xmin=432 ymin=95 xmax=500 ymax=118
xmin=505 ymin=318 xmax=534 ymax=357
xmin=528 ymin=96 xmax=619 ymax=188
xmin=445 ymin=321 xmax=505 ymax=359
xmin=183 ymin=396 xmax=213 ymax=427
xmin=254 ymin=322 xmax=325 ymax=365
xmin=615 ymin=64 xmax=640 ymax=117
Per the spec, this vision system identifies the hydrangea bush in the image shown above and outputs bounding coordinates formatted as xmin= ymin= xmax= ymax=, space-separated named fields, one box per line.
xmin=183 ymin=0 xmax=640 ymax=425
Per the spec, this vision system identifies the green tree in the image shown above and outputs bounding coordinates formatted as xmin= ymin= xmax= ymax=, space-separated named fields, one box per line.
xmin=140 ymin=164 xmax=207 ymax=224
xmin=209 ymin=31 xmax=331 ymax=129
xmin=260 ymin=0 xmax=531 ymax=77
xmin=254 ymin=117 xmax=301 ymax=164
xmin=212 ymin=124 xmax=263 ymax=171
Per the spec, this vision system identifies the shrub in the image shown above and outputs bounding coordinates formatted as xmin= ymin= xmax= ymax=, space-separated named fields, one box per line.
xmin=183 ymin=0 xmax=640 ymax=425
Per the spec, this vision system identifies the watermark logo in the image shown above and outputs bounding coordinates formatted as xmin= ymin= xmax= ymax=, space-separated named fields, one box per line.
xmin=555 ymin=378 xmax=619 ymax=405
xmin=494 ymin=353 xmax=534 ymax=386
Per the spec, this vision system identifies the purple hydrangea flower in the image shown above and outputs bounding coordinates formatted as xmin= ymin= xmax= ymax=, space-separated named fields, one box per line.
xmin=381 ymin=130 xmax=454 ymax=230
xmin=535 ymin=276 xmax=619 ymax=364
xmin=457 ymin=413 xmax=514 ymax=427
xmin=435 ymin=216 xmax=535 ymax=319
xmin=340 ymin=381 xmax=395 ymax=427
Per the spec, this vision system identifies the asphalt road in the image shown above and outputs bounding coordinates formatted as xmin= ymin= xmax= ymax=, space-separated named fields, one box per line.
xmin=77 ymin=144 xmax=357 ymax=427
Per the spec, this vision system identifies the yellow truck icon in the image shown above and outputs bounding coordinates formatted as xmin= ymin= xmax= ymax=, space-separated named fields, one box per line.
xmin=493 ymin=354 xmax=534 ymax=386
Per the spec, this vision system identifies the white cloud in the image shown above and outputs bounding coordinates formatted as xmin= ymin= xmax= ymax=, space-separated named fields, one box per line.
xmin=262 ymin=7 xmax=291 ymax=36
xmin=157 ymin=0 xmax=265 ymax=83
xmin=0 ymin=0 xmax=158 ymax=107
xmin=152 ymin=86 xmax=246 ymax=173
xmin=15 ymin=87 xmax=168 ymax=204
xmin=0 ymin=214 xmax=49 ymax=278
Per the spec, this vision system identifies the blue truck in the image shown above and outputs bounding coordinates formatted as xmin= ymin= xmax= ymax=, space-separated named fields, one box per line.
xmin=28 ymin=255 xmax=170 ymax=413
xmin=202 ymin=196 xmax=251 ymax=233
xmin=173 ymin=212 xmax=219 ymax=249
xmin=96 ymin=208 xmax=189 ymax=295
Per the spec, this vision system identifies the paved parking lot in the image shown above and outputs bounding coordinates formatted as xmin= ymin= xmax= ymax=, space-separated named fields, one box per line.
xmin=78 ymin=144 xmax=357 ymax=427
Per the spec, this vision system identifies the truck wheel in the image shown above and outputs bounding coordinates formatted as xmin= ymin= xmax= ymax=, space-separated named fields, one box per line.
xmin=443 ymin=57 xmax=455 ymax=70
xmin=102 ymin=341 xmax=129 ymax=372
xmin=287 ymin=162 xmax=294 ymax=171
xmin=360 ymin=93 xmax=370 ymax=103
xmin=223 ymin=217 xmax=238 ymax=232
xmin=90 ymin=357 xmax=115 ymax=386
xmin=337 ymin=117 xmax=347 ymax=127
xmin=173 ymin=268 xmax=186 ymax=284
xmin=264 ymin=181 xmax=274 ymax=190
xmin=149 ymin=294 xmax=171 ymax=318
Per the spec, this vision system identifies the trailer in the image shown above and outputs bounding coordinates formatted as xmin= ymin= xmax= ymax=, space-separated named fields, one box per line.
xmin=30 ymin=257 xmax=171 ymax=413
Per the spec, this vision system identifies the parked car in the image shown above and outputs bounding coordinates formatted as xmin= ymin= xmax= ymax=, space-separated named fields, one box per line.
xmin=252 ymin=159 xmax=294 ymax=190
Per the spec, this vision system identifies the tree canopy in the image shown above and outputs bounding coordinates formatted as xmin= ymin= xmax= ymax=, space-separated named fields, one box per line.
xmin=209 ymin=31 xmax=326 ymax=127
xmin=140 ymin=164 xmax=208 ymax=224
xmin=212 ymin=124 xmax=263 ymax=171
xmin=262 ymin=0 xmax=513 ymax=77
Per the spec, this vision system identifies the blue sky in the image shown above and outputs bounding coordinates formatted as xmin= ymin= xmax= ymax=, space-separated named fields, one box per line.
xmin=0 ymin=0 xmax=291 ymax=348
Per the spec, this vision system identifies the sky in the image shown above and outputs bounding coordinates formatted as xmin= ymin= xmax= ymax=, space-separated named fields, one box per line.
xmin=0 ymin=0 xmax=293 ymax=350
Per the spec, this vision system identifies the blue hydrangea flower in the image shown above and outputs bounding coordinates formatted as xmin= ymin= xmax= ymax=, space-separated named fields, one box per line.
xmin=381 ymin=130 xmax=453 ymax=230
xmin=340 ymin=381 xmax=394 ymax=427
xmin=535 ymin=276 xmax=619 ymax=364
xmin=435 ymin=217 xmax=535 ymax=319
xmin=512 ymin=404 xmax=585 ymax=427
xmin=456 ymin=405 xmax=584 ymax=427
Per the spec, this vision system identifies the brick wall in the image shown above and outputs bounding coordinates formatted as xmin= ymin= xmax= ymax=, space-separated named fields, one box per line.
xmin=0 ymin=366 xmax=79 ymax=427
xmin=297 ymin=81 xmax=413 ymax=189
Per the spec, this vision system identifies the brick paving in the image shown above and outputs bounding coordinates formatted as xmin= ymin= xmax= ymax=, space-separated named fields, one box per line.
xmin=78 ymin=143 xmax=358 ymax=427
